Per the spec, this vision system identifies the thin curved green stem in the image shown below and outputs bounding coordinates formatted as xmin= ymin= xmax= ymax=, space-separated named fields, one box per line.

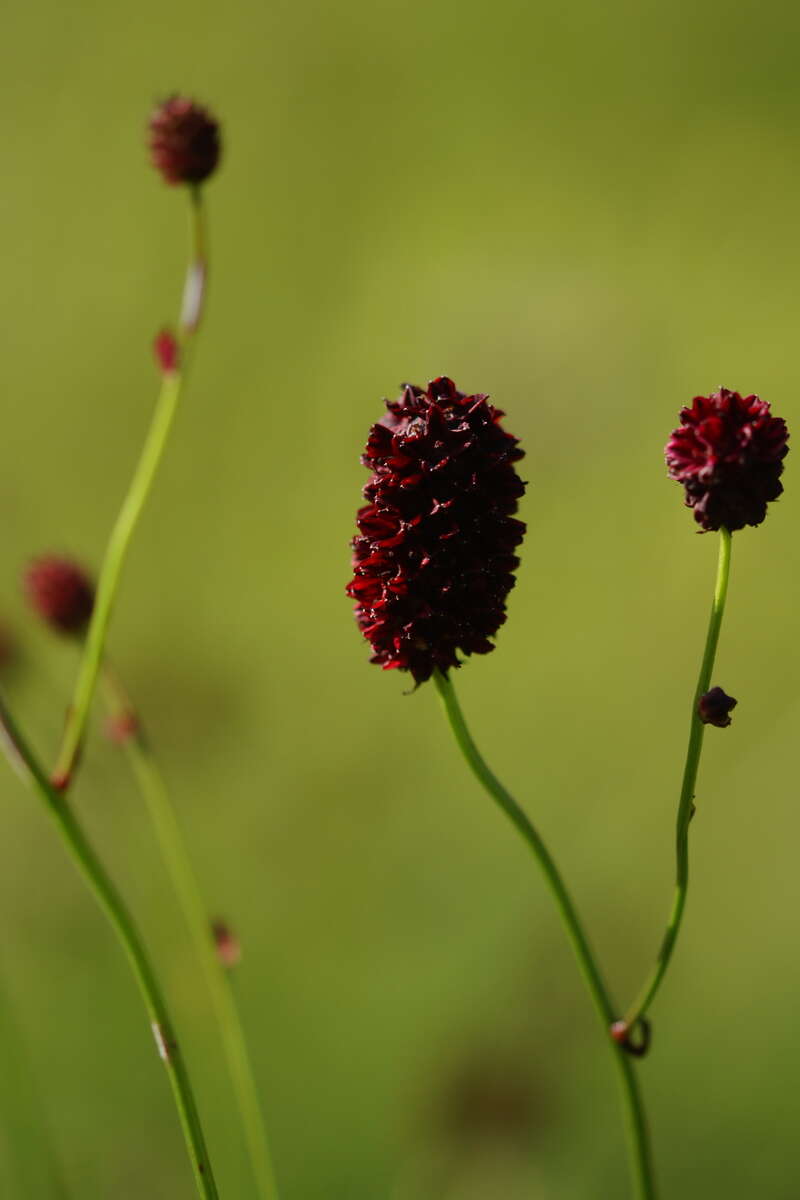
xmin=52 ymin=191 xmax=208 ymax=791
xmin=102 ymin=666 xmax=279 ymax=1200
xmin=623 ymin=527 xmax=732 ymax=1030
xmin=0 ymin=694 xmax=218 ymax=1198
xmin=432 ymin=670 xmax=656 ymax=1200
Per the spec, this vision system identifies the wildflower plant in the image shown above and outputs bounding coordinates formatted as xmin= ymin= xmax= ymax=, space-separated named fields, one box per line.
xmin=0 ymin=97 xmax=277 ymax=1200
xmin=0 ymin=87 xmax=793 ymax=1200
xmin=347 ymin=380 xmax=789 ymax=1198
xmin=618 ymin=390 xmax=788 ymax=1042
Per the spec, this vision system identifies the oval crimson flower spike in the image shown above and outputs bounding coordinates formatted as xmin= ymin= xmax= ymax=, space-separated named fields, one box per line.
xmin=347 ymin=377 xmax=526 ymax=684
xmin=665 ymin=388 xmax=788 ymax=532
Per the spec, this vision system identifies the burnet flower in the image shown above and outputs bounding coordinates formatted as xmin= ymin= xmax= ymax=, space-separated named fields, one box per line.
xmin=348 ymin=383 xmax=656 ymax=1189
xmin=665 ymin=388 xmax=788 ymax=532
xmin=24 ymin=556 xmax=94 ymax=635
xmin=347 ymin=377 xmax=526 ymax=684
xmin=148 ymin=96 xmax=221 ymax=186
xmin=620 ymin=394 xmax=790 ymax=1057
xmin=697 ymin=686 xmax=737 ymax=728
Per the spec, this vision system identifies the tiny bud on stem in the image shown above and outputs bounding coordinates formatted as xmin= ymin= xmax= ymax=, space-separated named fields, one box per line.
xmin=154 ymin=329 xmax=179 ymax=373
xmin=697 ymin=686 xmax=737 ymax=728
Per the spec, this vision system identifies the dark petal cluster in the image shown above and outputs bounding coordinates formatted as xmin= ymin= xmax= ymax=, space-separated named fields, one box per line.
xmin=24 ymin=556 xmax=94 ymax=635
xmin=665 ymin=389 xmax=788 ymax=532
xmin=347 ymin=377 xmax=526 ymax=684
xmin=148 ymin=96 xmax=220 ymax=186
xmin=697 ymin=686 xmax=737 ymax=728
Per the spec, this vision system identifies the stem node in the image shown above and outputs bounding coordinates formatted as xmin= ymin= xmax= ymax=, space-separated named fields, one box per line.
xmin=611 ymin=1018 xmax=652 ymax=1058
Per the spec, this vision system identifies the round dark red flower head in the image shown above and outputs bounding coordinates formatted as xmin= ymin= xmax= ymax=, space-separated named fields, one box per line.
xmin=665 ymin=389 xmax=788 ymax=532
xmin=697 ymin=686 xmax=737 ymax=728
xmin=24 ymin=556 xmax=94 ymax=636
xmin=347 ymin=378 xmax=526 ymax=684
xmin=148 ymin=96 xmax=221 ymax=186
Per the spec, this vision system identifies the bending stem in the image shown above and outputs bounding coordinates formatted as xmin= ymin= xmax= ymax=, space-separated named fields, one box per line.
xmin=102 ymin=667 xmax=279 ymax=1200
xmin=623 ymin=527 xmax=732 ymax=1028
xmin=0 ymin=694 xmax=218 ymax=1198
xmin=433 ymin=670 xmax=656 ymax=1199
xmin=53 ymin=191 xmax=207 ymax=790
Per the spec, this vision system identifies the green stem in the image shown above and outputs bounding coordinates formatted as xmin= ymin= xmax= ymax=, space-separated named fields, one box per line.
xmin=623 ymin=527 xmax=732 ymax=1029
xmin=102 ymin=667 xmax=279 ymax=1200
xmin=432 ymin=670 xmax=656 ymax=1200
xmin=0 ymin=694 xmax=218 ymax=1198
xmin=52 ymin=191 xmax=208 ymax=791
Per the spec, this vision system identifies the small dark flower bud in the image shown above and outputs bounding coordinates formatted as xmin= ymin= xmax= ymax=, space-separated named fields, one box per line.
xmin=697 ymin=686 xmax=737 ymax=728
xmin=665 ymin=389 xmax=788 ymax=532
xmin=610 ymin=1020 xmax=628 ymax=1045
xmin=212 ymin=920 xmax=241 ymax=968
xmin=148 ymin=96 xmax=221 ymax=186
xmin=24 ymin=557 xmax=94 ymax=636
xmin=154 ymin=329 xmax=179 ymax=373
xmin=347 ymin=378 xmax=526 ymax=684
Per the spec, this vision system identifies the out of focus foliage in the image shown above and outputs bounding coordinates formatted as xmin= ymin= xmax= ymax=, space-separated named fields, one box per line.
xmin=1 ymin=0 xmax=799 ymax=1195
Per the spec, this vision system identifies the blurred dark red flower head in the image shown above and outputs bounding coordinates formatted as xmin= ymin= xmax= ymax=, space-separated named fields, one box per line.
xmin=24 ymin=556 xmax=94 ymax=636
xmin=347 ymin=377 xmax=526 ymax=684
xmin=665 ymin=389 xmax=788 ymax=532
xmin=697 ymin=686 xmax=737 ymax=728
xmin=148 ymin=96 xmax=220 ymax=186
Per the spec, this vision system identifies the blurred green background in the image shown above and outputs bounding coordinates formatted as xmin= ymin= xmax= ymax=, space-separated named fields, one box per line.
xmin=1 ymin=0 xmax=799 ymax=1196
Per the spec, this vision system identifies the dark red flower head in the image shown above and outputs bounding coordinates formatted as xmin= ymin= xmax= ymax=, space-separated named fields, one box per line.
xmin=148 ymin=96 xmax=220 ymax=186
xmin=697 ymin=686 xmax=737 ymax=728
xmin=347 ymin=377 xmax=526 ymax=684
xmin=665 ymin=389 xmax=788 ymax=532
xmin=24 ymin=556 xmax=94 ymax=636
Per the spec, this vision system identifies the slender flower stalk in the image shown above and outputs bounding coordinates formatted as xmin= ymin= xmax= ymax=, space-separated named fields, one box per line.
xmin=621 ymin=528 xmax=732 ymax=1031
xmin=101 ymin=666 xmax=279 ymax=1200
xmin=52 ymin=186 xmax=208 ymax=791
xmin=433 ymin=670 xmax=656 ymax=1200
xmin=0 ymin=694 xmax=218 ymax=1198
xmin=621 ymin=387 xmax=788 ymax=1034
